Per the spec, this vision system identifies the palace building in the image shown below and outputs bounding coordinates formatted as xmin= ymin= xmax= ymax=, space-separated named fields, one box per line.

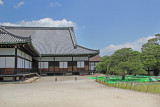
xmin=0 ymin=26 xmax=99 ymax=78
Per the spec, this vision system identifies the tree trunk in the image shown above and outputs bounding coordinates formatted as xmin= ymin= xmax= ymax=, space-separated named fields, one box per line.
xmin=147 ymin=67 xmax=150 ymax=76
xmin=133 ymin=74 xmax=136 ymax=76
xmin=154 ymin=68 xmax=159 ymax=76
xmin=122 ymin=75 xmax=125 ymax=80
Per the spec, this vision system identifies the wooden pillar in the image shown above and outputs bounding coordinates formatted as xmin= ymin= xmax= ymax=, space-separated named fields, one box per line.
xmin=40 ymin=56 xmax=41 ymax=75
xmin=14 ymin=45 xmax=17 ymax=74
xmin=72 ymin=57 xmax=73 ymax=71
xmin=88 ymin=56 xmax=89 ymax=71
xmin=54 ymin=57 xmax=55 ymax=72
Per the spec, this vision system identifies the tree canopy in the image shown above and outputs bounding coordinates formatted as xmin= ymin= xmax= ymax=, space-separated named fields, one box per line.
xmin=95 ymin=34 xmax=160 ymax=78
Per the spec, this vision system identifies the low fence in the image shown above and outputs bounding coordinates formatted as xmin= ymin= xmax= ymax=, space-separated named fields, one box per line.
xmin=97 ymin=79 xmax=160 ymax=94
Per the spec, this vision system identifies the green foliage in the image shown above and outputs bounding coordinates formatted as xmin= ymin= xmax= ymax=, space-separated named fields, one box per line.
xmin=109 ymin=48 xmax=146 ymax=76
xmin=95 ymin=55 xmax=110 ymax=72
xmin=97 ymin=34 xmax=160 ymax=76
xmin=141 ymin=40 xmax=160 ymax=75
xmin=97 ymin=48 xmax=146 ymax=77
xmin=155 ymin=34 xmax=160 ymax=36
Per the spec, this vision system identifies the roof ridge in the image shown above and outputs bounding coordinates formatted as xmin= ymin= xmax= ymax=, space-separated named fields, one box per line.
xmin=77 ymin=45 xmax=100 ymax=53
xmin=3 ymin=26 xmax=73 ymax=30
xmin=68 ymin=27 xmax=77 ymax=48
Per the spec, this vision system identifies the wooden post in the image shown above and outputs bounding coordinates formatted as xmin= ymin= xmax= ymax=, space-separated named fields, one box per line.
xmin=96 ymin=76 xmax=97 ymax=82
xmin=153 ymin=87 xmax=156 ymax=94
xmin=130 ymin=83 xmax=132 ymax=90
xmin=55 ymin=77 xmax=57 ymax=81
xmin=14 ymin=45 xmax=17 ymax=74
xmin=146 ymin=86 xmax=149 ymax=93
xmin=72 ymin=57 xmax=73 ymax=71
xmin=40 ymin=56 xmax=41 ymax=75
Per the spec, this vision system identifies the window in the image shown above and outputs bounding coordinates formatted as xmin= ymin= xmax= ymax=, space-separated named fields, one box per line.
xmin=77 ymin=61 xmax=84 ymax=68
xmin=6 ymin=57 xmax=15 ymax=68
xmin=38 ymin=62 xmax=48 ymax=69
xmin=59 ymin=62 xmax=68 ymax=68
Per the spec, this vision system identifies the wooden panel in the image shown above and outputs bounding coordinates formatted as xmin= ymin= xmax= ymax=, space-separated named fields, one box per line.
xmin=77 ymin=68 xmax=85 ymax=71
xmin=17 ymin=68 xmax=23 ymax=73
xmin=73 ymin=61 xmax=77 ymax=71
xmin=60 ymin=68 xmax=68 ymax=71
xmin=68 ymin=61 xmax=72 ymax=71
xmin=0 ymin=68 xmax=5 ymax=75
xmin=41 ymin=68 xmax=48 ymax=72
xmin=49 ymin=62 xmax=54 ymax=72
xmin=85 ymin=61 xmax=89 ymax=71
xmin=55 ymin=61 xmax=59 ymax=72
xmin=5 ymin=68 xmax=14 ymax=74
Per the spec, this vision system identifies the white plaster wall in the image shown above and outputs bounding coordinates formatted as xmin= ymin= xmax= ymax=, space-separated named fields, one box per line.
xmin=25 ymin=54 xmax=30 ymax=60
xmin=34 ymin=57 xmax=40 ymax=61
xmin=0 ymin=57 xmax=5 ymax=68
xmin=29 ymin=56 xmax=32 ymax=61
xmin=34 ymin=57 xmax=54 ymax=61
xmin=73 ymin=57 xmax=88 ymax=61
xmin=55 ymin=57 xmax=72 ymax=61
xmin=17 ymin=49 xmax=22 ymax=56
xmin=0 ymin=48 xmax=15 ymax=55
xmin=22 ymin=52 xmax=25 ymax=58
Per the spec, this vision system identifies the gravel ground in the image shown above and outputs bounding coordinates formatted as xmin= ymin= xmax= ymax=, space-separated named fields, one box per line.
xmin=0 ymin=75 xmax=160 ymax=107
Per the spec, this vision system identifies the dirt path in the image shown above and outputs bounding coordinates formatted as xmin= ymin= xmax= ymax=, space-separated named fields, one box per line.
xmin=0 ymin=75 xmax=160 ymax=107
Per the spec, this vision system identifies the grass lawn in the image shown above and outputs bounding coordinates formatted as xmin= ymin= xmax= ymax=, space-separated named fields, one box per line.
xmin=97 ymin=79 xmax=160 ymax=94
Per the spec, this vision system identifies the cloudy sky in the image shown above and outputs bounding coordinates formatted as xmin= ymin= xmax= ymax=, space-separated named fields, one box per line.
xmin=0 ymin=0 xmax=160 ymax=56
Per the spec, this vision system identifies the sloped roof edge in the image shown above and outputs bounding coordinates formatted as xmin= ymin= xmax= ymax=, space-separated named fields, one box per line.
xmin=0 ymin=26 xmax=31 ymax=44
xmin=77 ymin=45 xmax=100 ymax=53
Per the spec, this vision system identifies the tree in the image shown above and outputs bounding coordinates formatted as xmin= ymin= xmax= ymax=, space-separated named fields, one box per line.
xmin=108 ymin=48 xmax=146 ymax=79
xmin=141 ymin=44 xmax=160 ymax=76
xmin=95 ymin=55 xmax=110 ymax=73
xmin=141 ymin=35 xmax=160 ymax=76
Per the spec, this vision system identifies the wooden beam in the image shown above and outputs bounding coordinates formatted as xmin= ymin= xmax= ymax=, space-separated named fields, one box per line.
xmin=14 ymin=45 xmax=17 ymax=74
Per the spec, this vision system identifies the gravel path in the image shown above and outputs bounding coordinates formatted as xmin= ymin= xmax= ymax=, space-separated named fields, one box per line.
xmin=0 ymin=75 xmax=160 ymax=107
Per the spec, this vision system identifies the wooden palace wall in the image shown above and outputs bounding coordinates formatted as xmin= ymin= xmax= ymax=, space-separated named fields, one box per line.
xmin=34 ymin=56 xmax=90 ymax=74
xmin=0 ymin=48 xmax=33 ymax=75
xmin=0 ymin=48 xmax=15 ymax=75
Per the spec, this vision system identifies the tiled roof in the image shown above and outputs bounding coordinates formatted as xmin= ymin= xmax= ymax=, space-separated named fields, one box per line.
xmin=4 ymin=26 xmax=99 ymax=55
xmin=0 ymin=26 xmax=30 ymax=44
xmin=89 ymin=55 xmax=102 ymax=61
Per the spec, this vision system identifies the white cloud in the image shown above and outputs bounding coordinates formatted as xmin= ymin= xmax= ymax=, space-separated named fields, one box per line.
xmin=0 ymin=0 xmax=3 ymax=5
xmin=100 ymin=36 xmax=154 ymax=56
xmin=50 ymin=2 xmax=61 ymax=7
xmin=0 ymin=18 xmax=76 ymax=27
xmin=14 ymin=1 xmax=24 ymax=8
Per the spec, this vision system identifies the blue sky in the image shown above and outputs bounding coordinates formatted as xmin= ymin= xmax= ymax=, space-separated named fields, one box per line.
xmin=0 ymin=0 xmax=160 ymax=56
